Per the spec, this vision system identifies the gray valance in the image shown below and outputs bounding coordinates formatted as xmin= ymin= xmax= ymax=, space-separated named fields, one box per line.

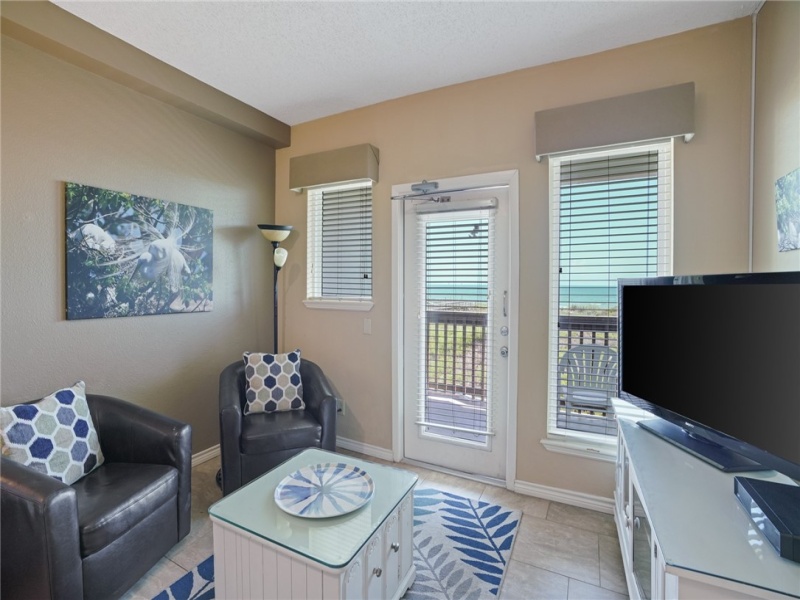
xmin=289 ymin=143 xmax=380 ymax=191
xmin=534 ymin=82 xmax=695 ymax=160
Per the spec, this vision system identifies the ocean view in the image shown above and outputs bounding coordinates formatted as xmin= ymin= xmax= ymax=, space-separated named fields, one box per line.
xmin=559 ymin=286 xmax=618 ymax=307
xmin=425 ymin=284 xmax=618 ymax=307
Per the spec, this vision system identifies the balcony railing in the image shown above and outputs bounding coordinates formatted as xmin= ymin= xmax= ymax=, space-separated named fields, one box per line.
xmin=421 ymin=311 xmax=620 ymax=438
xmin=558 ymin=315 xmax=618 ymax=348
xmin=423 ymin=313 xmax=619 ymax=401
xmin=421 ymin=309 xmax=489 ymax=441
xmin=425 ymin=310 xmax=488 ymax=399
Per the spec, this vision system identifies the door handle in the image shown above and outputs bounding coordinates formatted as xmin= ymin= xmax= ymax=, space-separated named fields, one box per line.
xmin=503 ymin=291 xmax=507 ymax=317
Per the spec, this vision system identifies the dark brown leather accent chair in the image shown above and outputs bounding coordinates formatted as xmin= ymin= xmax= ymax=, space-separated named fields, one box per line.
xmin=218 ymin=358 xmax=338 ymax=496
xmin=1 ymin=395 xmax=192 ymax=600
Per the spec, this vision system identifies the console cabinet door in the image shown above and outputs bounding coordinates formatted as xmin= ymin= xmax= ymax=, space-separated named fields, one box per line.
xmin=615 ymin=434 xmax=635 ymax=598
xmin=653 ymin=539 xmax=666 ymax=600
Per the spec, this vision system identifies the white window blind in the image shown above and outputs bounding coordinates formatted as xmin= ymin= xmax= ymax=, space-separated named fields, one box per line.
xmin=548 ymin=141 xmax=672 ymax=439
xmin=414 ymin=207 xmax=496 ymax=443
xmin=307 ymin=182 xmax=372 ymax=301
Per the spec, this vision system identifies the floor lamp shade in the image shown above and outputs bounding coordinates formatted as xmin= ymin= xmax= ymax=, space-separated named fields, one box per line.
xmin=258 ymin=224 xmax=293 ymax=243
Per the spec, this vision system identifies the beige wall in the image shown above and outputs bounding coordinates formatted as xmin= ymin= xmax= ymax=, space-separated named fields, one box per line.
xmin=276 ymin=19 xmax=753 ymax=498
xmin=753 ymin=1 xmax=800 ymax=272
xmin=1 ymin=36 xmax=276 ymax=452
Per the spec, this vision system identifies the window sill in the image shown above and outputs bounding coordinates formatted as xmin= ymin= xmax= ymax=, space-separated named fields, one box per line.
xmin=303 ymin=299 xmax=374 ymax=312
xmin=540 ymin=435 xmax=617 ymax=463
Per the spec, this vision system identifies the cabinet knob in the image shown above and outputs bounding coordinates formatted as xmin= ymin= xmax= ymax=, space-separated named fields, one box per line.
xmin=391 ymin=542 xmax=400 ymax=553
xmin=373 ymin=567 xmax=382 ymax=578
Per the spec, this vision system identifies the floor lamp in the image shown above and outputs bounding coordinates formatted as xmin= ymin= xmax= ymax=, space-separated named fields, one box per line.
xmin=258 ymin=224 xmax=293 ymax=353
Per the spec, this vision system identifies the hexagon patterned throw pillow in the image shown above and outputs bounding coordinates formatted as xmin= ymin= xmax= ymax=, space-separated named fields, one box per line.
xmin=242 ymin=350 xmax=304 ymax=415
xmin=0 ymin=381 xmax=104 ymax=485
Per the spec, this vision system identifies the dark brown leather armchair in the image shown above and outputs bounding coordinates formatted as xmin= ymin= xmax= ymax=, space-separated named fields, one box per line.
xmin=218 ymin=358 xmax=338 ymax=496
xmin=1 ymin=394 xmax=192 ymax=600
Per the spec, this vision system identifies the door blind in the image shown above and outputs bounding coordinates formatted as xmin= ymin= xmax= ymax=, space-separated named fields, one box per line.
xmin=548 ymin=141 xmax=672 ymax=438
xmin=307 ymin=183 xmax=372 ymax=300
xmin=414 ymin=208 xmax=496 ymax=442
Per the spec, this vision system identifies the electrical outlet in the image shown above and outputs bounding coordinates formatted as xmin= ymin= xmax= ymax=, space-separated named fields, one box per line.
xmin=336 ymin=398 xmax=345 ymax=416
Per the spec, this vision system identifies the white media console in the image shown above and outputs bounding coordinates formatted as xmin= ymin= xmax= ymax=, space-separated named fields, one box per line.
xmin=613 ymin=401 xmax=800 ymax=599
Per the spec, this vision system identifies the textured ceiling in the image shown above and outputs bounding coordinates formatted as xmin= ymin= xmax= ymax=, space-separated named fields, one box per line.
xmin=53 ymin=1 xmax=760 ymax=126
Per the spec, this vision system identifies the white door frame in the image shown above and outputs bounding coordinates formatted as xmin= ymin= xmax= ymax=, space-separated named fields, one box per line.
xmin=391 ymin=170 xmax=519 ymax=489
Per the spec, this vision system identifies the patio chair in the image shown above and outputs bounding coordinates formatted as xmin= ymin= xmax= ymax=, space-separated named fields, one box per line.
xmin=558 ymin=343 xmax=618 ymax=413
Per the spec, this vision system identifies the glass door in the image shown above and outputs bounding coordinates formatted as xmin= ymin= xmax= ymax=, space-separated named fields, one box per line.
xmin=402 ymin=182 xmax=509 ymax=479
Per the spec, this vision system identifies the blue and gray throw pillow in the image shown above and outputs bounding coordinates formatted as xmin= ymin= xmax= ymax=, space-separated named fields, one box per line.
xmin=242 ymin=350 xmax=304 ymax=415
xmin=0 ymin=381 xmax=104 ymax=485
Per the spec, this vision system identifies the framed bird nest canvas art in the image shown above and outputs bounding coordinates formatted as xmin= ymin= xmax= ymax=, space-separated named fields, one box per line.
xmin=65 ymin=182 xmax=213 ymax=320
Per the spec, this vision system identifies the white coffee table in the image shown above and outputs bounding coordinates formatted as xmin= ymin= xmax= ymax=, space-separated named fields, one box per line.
xmin=209 ymin=449 xmax=417 ymax=599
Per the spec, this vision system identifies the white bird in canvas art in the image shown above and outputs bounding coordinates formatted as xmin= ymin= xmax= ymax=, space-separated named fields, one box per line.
xmin=136 ymin=228 xmax=191 ymax=292
xmin=93 ymin=207 xmax=197 ymax=298
xmin=71 ymin=223 xmax=116 ymax=252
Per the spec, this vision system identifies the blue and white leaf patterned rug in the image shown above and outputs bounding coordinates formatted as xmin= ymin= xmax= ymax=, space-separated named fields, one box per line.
xmin=407 ymin=488 xmax=519 ymax=599
xmin=154 ymin=554 xmax=214 ymax=600
xmin=153 ymin=488 xmax=519 ymax=600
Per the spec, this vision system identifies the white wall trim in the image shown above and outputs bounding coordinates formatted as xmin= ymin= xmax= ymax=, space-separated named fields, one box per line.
xmin=337 ymin=436 xmax=395 ymax=462
xmin=303 ymin=299 xmax=374 ymax=311
xmin=540 ymin=437 xmax=617 ymax=463
xmin=505 ymin=171 xmax=520 ymax=491
xmin=192 ymin=440 xmax=398 ymax=469
xmin=337 ymin=436 xmax=615 ymax=516
xmin=514 ymin=479 xmax=615 ymax=515
xmin=391 ymin=195 xmax=405 ymax=463
xmin=192 ymin=444 xmax=220 ymax=468
xmin=748 ymin=7 xmax=761 ymax=273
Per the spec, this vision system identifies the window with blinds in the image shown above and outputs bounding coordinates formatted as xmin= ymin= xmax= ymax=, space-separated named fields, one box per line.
xmin=548 ymin=141 xmax=672 ymax=439
xmin=414 ymin=207 xmax=496 ymax=444
xmin=307 ymin=182 xmax=373 ymax=302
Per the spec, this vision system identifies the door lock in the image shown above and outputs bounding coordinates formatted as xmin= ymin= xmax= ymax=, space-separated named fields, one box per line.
xmin=500 ymin=346 xmax=509 ymax=358
xmin=500 ymin=326 xmax=509 ymax=337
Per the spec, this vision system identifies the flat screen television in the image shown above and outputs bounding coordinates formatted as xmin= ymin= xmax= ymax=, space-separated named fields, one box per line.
xmin=617 ymin=271 xmax=800 ymax=483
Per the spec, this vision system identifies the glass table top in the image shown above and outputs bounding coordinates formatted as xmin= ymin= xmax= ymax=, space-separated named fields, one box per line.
xmin=209 ymin=449 xmax=418 ymax=569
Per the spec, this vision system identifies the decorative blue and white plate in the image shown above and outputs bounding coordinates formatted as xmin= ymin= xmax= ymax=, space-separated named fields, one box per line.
xmin=274 ymin=463 xmax=374 ymax=518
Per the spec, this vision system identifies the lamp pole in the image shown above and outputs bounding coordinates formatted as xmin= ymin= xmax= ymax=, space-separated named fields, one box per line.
xmin=258 ymin=224 xmax=292 ymax=354
xmin=271 ymin=242 xmax=280 ymax=354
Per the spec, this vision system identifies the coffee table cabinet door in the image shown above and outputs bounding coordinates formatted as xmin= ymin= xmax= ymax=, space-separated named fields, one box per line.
xmin=365 ymin=529 xmax=384 ymax=598
xmin=383 ymin=512 xmax=401 ymax=595
xmin=399 ymin=494 xmax=414 ymax=580
xmin=343 ymin=553 xmax=365 ymax=600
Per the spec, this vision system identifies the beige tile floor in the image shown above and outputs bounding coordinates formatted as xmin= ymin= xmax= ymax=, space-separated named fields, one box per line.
xmin=123 ymin=451 xmax=629 ymax=600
